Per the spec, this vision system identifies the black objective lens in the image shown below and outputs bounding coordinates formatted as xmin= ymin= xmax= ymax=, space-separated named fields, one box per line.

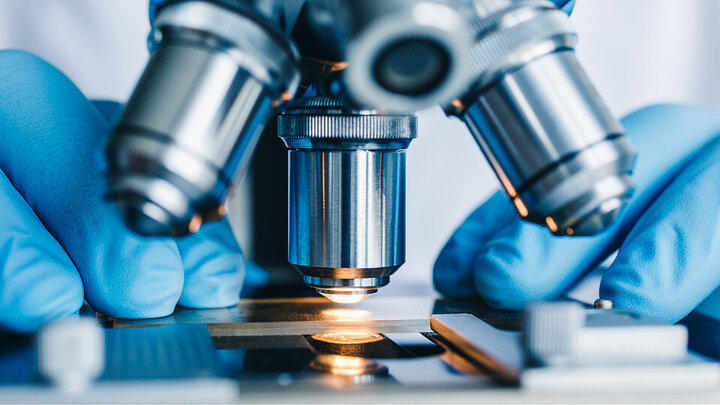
xmin=373 ymin=38 xmax=451 ymax=96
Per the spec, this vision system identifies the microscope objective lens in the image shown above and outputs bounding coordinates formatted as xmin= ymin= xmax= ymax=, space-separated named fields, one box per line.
xmin=318 ymin=292 xmax=370 ymax=305
xmin=106 ymin=0 xmax=633 ymax=302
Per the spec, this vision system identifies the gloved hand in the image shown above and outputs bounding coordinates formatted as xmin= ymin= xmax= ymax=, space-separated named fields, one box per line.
xmin=0 ymin=50 xmax=248 ymax=333
xmin=550 ymin=0 xmax=575 ymax=13
xmin=434 ymin=104 xmax=720 ymax=323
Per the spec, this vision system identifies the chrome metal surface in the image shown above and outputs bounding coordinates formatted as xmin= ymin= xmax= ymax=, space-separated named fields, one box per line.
xmin=431 ymin=314 xmax=522 ymax=381
xmin=288 ymin=151 xmax=405 ymax=270
xmin=594 ymin=299 xmax=613 ymax=309
xmin=106 ymin=0 xmax=636 ymax=303
xmin=304 ymin=276 xmax=391 ymax=297
xmin=432 ymin=312 xmax=720 ymax=392
xmin=106 ymin=1 xmax=300 ymax=236
xmin=304 ymin=0 xmax=473 ymax=111
xmin=463 ymin=51 xmax=635 ymax=235
xmin=447 ymin=1 xmax=636 ymax=235
xmin=279 ymin=97 xmax=416 ymax=298
xmin=110 ymin=296 xmax=437 ymax=336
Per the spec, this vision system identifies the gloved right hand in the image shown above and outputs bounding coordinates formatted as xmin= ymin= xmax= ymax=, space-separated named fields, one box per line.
xmin=0 ymin=50 xmax=249 ymax=334
xmin=434 ymin=104 xmax=720 ymax=323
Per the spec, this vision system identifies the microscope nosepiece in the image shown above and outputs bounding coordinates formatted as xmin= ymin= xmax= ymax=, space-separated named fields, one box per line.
xmin=449 ymin=0 xmax=636 ymax=236
xmin=304 ymin=274 xmax=390 ymax=304
xmin=279 ymin=98 xmax=416 ymax=301
xmin=305 ymin=0 xmax=473 ymax=112
xmin=106 ymin=1 xmax=299 ymax=236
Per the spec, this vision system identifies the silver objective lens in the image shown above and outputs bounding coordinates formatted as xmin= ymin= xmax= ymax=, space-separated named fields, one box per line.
xmin=305 ymin=0 xmax=473 ymax=112
xmin=278 ymin=98 xmax=417 ymax=303
xmin=447 ymin=0 xmax=636 ymax=235
xmin=106 ymin=1 xmax=300 ymax=236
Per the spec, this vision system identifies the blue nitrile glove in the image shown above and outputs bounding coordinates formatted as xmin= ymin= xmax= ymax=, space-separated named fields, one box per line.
xmin=149 ymin=0 xmax=306 ymax=35
xmin=0 ymin=50 xmax=250 ymax=333
xmin=553 ymin=0 xmax=575 ymax=14
xmin=434 ymin=104 xmax=720 ymax=323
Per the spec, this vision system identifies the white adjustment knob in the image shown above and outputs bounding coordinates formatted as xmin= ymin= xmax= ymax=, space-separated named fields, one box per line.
xmin=38 ymin=318 xmax=105 ymax=393
xmin=523 ymin=302 xmax=584 ymax=366
xmin=524 ymin=301 xmax=688 ymax=367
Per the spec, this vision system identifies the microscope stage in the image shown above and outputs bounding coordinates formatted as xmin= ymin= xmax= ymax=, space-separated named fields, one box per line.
xmin=3 ymin=296 xmax=720 ymax=403
xmin=110 ymin=296 xmax=439 ymax=336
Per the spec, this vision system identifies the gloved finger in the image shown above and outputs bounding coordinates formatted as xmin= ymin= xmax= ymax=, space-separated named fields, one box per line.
xmin=434 ymin=104 xmax=720 ymax=308
xmin=0 ymin=50 xmax=185 ymax=319
xmin=176 ymin=219 xmax=244 ymax=308
xmin=241 ymin=259 xmax=272 ymax=297
xmin=601 ymin=136 xmax=720 ymax=323
xmin=548 ymin=0 xmax=575 ymax=14
xmin=473 ymin=105 xmax=720 ymax=309
xmin=476 ymin=105 xmax=720 ymax=309
xmin=91 ymin=100 xmax=124 ymax=125
xmin=149 ymin=0 xmax=167 ymax=22
xmin=0 ymin=169 xmax=83 ymax=333
xmin=433 ymin=193 xmax=516 ymax=297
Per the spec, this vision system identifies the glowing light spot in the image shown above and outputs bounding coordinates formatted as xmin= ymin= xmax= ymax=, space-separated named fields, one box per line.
xmin=320 ymin=309 xmax=371 ymax=320
xmin=188 ymin=214 xmax=203 ymax=233
xmin=310 ymin=334 xmax=383 ymax=345
xmin=319 ymin=292 xmax=368 ymax=304
xmin=513 ymin=198 xmax=529 ymax=217
xmin=312 ymin=355 xmax=376 ymax=377
xmin=451 ymin=99 xmax=464 ymax=110
xmin=500 ymin=176 xmax=517 ymax=198
xmin=330 ymin=61 xmax=349 ymax=72
xmin=545 ymin=216 xmax=558 ymax=233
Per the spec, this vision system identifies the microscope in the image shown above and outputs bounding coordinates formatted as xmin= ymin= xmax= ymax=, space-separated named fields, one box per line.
xmin=106 ymin=0 xmax=636 ymax=303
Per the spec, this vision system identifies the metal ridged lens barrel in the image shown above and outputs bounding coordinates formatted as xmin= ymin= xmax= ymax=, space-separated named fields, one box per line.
xmin=447 ymin=0 xmax=636 ymax=236
xmin=278 ymin=97 xmax=417 ymax=302
xmin=106 ymin=1 xmax=300 ymax=236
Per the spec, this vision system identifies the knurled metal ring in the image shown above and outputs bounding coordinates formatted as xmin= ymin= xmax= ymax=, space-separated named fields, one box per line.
xmin=153 ymin=0 xmax=300 ymax=91
xmin=278 ymin=97 xmax=417 ymax=141
xmin=465 ymin=2 xmax=577 ymax=97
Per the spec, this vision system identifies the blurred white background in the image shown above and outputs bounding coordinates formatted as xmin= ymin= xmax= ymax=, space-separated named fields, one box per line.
xmin=1 ymin=0 xmax=719 ymax=290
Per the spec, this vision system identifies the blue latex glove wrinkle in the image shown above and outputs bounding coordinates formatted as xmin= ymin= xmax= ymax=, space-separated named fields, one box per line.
xmin=0 ymin=50 xmax=245 ymax=333
xmin=434 ymin=105 xmax=720 ymax=323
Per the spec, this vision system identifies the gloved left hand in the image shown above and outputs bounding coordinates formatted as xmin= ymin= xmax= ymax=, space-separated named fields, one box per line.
xmin=0 ymin=50 xmax=247 ymax=333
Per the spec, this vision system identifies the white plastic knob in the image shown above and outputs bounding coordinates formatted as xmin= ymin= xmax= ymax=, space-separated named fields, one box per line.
xmin=524 ymin=302 xmax=584 ymax=366
xmin=38 ymin=318 xmax=105 ymax=393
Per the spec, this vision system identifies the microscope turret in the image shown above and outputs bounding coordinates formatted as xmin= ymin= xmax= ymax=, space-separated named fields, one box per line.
xmin=106 ymin=0 xmax=635 ymax=301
